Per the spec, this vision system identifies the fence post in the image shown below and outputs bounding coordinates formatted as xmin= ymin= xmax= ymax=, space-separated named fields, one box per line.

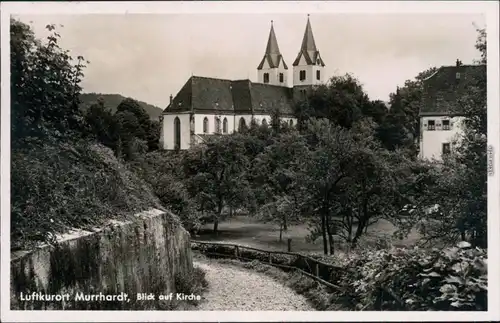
xmin=287 ymin=238 xmax=292 ymax=252
xmin=235 ymin=245 xmax=239 ymax=258
xmin=268 ymin=252 xmax=272 ymax=264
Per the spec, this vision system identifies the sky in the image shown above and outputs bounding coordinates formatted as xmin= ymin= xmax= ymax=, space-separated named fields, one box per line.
xmin=15 ymin=13 xmax=485 ymax=108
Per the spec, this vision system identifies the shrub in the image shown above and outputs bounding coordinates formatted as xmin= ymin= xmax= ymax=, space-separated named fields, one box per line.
xmin=174 ymin=267 xmax=208 ymax=306
xmin=336 ymin=241 xmax=487 ymax=311
xmin=11 ymin=141 xmax=162 ymax=250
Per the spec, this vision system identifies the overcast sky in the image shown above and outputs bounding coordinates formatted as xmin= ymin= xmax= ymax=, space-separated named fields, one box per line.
xmin=15 ymin=13 xmax=485 ymax=108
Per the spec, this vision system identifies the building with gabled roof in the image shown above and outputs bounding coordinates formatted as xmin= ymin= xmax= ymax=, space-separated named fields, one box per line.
xmin=419 ymin=59 xmax=486 ymax=160
xmin=160 ymin=15 xmax=326 ymax=150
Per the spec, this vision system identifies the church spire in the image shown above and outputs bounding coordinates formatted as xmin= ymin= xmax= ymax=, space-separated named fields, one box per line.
xmin=257 ymin=21 xmax=288 ymax=70
xmin=293 ymin=15 xmax=325 ymax=67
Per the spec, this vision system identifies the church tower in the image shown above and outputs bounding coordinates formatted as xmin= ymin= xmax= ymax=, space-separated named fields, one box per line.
xmin=257 ymin=21 xmax=288 ymax=86
xmin=293 ymin=15 xmax=325 ymax=100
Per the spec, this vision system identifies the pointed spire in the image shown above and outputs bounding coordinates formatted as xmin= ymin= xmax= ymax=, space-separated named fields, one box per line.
xmin=265 ymin=20 xmax=280 ymax=55
xmin=257 ymin=20 xmax=288 ymax=70
xmin=301 ymin=15 xmax=317 ymax=53
xmin=293 ymin=15 xmax=325 ymax=67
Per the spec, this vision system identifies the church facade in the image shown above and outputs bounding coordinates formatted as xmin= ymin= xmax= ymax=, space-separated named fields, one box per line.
xmin=418 ymin=59 xmax=486 ymax=161
xmin=159 ymin=16 xmax=325 ymax=150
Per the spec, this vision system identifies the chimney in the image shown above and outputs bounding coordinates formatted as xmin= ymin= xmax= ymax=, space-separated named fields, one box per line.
xmin=456 ymin=59 xmax=462 ymax=67
xmin=169 ymin=94 xmax=173 ymax=105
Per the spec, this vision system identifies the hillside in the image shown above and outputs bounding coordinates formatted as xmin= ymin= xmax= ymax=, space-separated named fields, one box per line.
xmin=80 ymin=93 xmax=164 ymax=120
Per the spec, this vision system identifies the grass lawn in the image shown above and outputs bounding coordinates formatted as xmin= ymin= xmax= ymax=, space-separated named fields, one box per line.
xmin=194 ymin=215 xmax=421 ymax=255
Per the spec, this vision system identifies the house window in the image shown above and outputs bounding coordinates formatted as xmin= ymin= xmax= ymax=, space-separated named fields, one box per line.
xmin=215 ymin=117 xmax=221 ymax=133
xmin=442 ymin=143 xmax=451 ymax=155
xmin=299 ymin=70 xmax=306 ymax=81
xmin=223 ymin=117 xmax=228 ymax=133
xmin=456 ymin=72 xmax=461 ymax=80
xmin=238 ymin=117 xmax=246 ymax=131
xmin=264 ymin=73 xmax=270 ymax=83
xmin=427 ymin=120 xmax=435 ymax=131
xmin=203 ymin=117 xmax=209 ymax=133
xmin=262 ymin=119 xmax=268 ymax=127
xmin=316 ymin=70 xmax=320 ymax=80
xmin=279 ymin=73 xmax=284 ymax=83
xmin=442 ymin=120 xmax=450 ymax=130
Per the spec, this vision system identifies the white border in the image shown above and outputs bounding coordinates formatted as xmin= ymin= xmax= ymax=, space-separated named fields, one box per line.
xmin=1 ymin=1 xmax=499 ymax=322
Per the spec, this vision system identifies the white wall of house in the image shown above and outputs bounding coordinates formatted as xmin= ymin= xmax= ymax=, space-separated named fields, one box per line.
xmin=292 ymin=55 xmax=324 ymax=86
xmin=419 ymin=116 xmax=465 ymax=161
xmin=162 ymin=113 xmax=191 ymax=150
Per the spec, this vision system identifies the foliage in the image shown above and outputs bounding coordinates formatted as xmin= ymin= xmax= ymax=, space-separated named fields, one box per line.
xmin=294 ymin=74 xmax=382 ymax=129
xmin=174 ymin=266 xmax=208 ymax=306
xmin=11 ymin=142 xmax=162 ymax=250
xmin=336 ymin=242 xmax=487 ymax=310
xmin=182 ymin=134 xmax=251 ymax=233
xmin=80 ymin=92 xmax=164 ymax=120
xmin=10 ymin=19 xmax=87 ymax=147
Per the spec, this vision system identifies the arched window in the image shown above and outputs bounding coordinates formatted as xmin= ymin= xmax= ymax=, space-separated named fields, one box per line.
xmin=223 ymin=117 xmax=228 ymax=133
xmin=289 ymin=119 xmax=294 ymax=127
xmin=238 ymin=117 xmax=246 ymax=131
xmin=262 ymin=119 xmax=268 ymax=127
xmin=174 ymin=117 xmax=181 ymax=150
xmin=203 ymin=117 xmax=209 ymax=133
xmin=215 ymin=117 xmax=221 ymax=133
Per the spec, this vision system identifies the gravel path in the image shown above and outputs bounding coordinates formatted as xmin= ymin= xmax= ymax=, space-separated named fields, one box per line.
xmin=194 ymin=260 xmax=314 ymax=311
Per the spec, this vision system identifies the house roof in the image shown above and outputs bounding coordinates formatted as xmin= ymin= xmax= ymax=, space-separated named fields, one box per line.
xmin=164 ymin=76 xmax=295 ymax=116
xmin=420 ymin=64 xmax=486 ymax=115
xmin=257 ymin=22 xmax=288 ymax=70
xmin=292 ymin=16 xmax=325 ymax=67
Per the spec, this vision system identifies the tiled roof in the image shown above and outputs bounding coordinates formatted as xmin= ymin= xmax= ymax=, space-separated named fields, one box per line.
xmin=164 ymin=76 xmax=295 ymax=116
xmin=257 ymin=22 xmax=289 ymax=70
xmin=420 ymin=64 xmax=486 ymax=115
xmin=292 ymin=17 xmax=325 ymax=67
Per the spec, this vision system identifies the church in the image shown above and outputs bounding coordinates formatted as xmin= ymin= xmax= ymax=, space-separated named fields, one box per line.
xmin=159 ymin=16 xmax=326 ymax=150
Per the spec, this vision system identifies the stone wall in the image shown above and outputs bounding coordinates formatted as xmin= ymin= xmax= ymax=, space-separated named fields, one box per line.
xmin=10 ymin=209 xmax=193 ymax=310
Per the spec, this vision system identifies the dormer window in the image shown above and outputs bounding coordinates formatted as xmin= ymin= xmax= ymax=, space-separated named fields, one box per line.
xmin=264 ymin=73 xmax=270 ymax=83
xmin=456 ymin=72 xmax=461 ymax=80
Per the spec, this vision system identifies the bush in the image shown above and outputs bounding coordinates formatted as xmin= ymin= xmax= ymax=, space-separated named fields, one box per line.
xmin=335 ymin=242 xmax=487 ymax=310
xmin=11 ymin=141 xmax=162 ymax=250
xmin=174 ymin=267 xmax=208 ymax=306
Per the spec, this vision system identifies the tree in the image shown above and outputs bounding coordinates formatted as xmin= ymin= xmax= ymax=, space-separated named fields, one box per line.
xmin=294 ymin=74 xmax=371 ymax=130
xmin=84 ymin=97 xmax=118 ymax=148
xmin=183 ymin=134 xmax=251 ymax=234
xmin=377 ymin=67 xmax=437 ymax=156
xmin=253 ymin=130 xmax=309 ymax=240
xmin=10 ymin=19 xmax=88 ymax=147
xmin=298 ymin=119 xmax=359 ymax=255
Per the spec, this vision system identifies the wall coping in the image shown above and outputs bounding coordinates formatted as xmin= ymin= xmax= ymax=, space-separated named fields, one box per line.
xmin=11 ymin=208 xmax=166 ymax=262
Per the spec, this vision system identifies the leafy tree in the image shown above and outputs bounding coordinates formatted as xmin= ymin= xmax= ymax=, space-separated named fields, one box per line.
xmin=10 ymin=19 xmax=88 ymax=147
xmin=253 ymin=130 xmax=309 ymax=240
xmin=183 ymin=134 xmax=251 ymax=234
xmin=84 ymin=97 xmax=118 ymax=148
xmin=294 ymin=74 xmax=371 ymax=129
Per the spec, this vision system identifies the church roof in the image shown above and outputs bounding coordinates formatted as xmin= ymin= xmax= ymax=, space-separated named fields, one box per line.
xmin=164 ymin=76 xmax=295 ymax=116
xmin=420 ymin=63 xmax=486 ymax=116
xmin=257 ymin=22 xmax=288 ymax=70
xmin=293 ymin=16 xmax=325 ymax=67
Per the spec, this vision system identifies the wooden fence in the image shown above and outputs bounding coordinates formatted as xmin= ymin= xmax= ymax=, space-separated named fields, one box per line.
xmin=191 ymin=240 xmax=407 ymax=310
xmin=191 ymin=240 xmax=344 ymax=290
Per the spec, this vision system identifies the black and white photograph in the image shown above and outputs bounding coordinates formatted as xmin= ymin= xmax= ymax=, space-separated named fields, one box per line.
xmin=1 ymin=1 xmax=499 ymax=322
